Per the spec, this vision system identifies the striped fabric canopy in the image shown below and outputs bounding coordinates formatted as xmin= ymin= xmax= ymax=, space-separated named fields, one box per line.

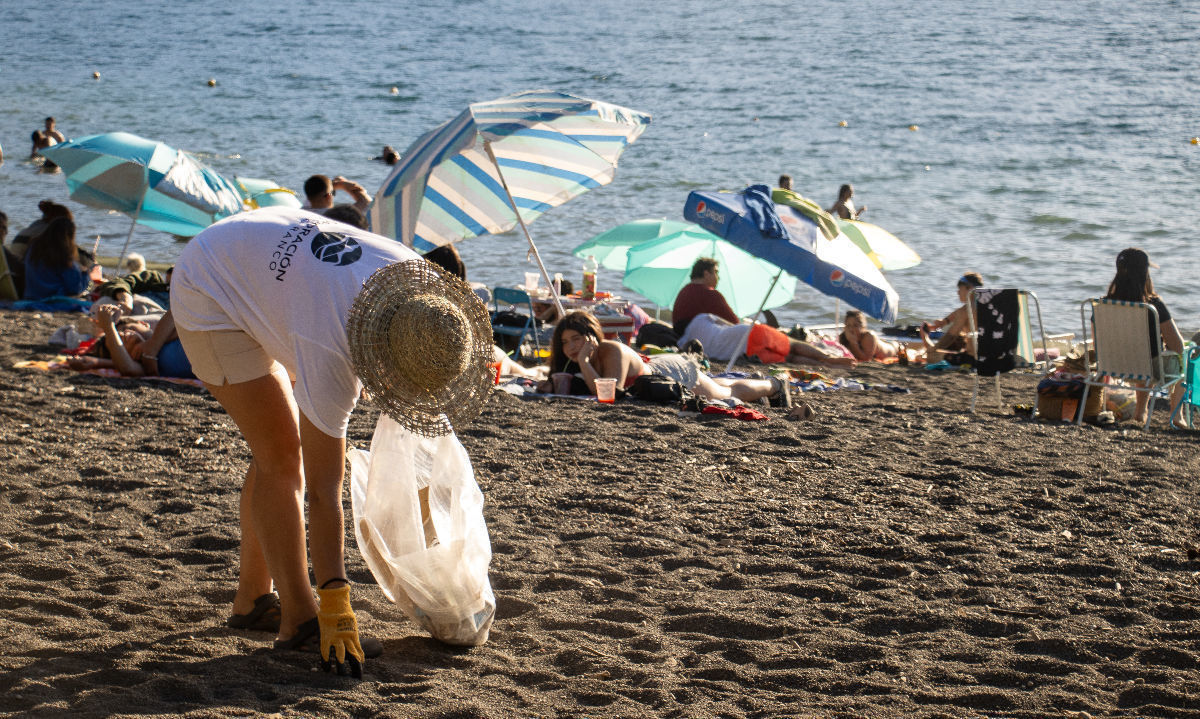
xmin=40 ymin=132 xmax=245 ymax=237
xmin=370 ymin=90 xmax=651 ymax=252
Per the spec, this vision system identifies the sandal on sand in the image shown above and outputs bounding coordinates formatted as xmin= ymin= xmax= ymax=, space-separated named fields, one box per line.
xmin=272 ymin=617 xmax=384 ymax=658
xmin=787 ymin=401 xmax=816 ymax=422
xmin=227 ymin=592 xmax=281 ymax=632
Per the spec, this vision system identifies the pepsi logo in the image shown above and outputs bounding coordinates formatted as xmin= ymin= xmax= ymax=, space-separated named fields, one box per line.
xmin=310 ymin=232 xmax=362 ymax=266
xmin=695 ymin=200 xmax=706 ymax=214
xmin=829 ymin=269 xmax=845 ymax=287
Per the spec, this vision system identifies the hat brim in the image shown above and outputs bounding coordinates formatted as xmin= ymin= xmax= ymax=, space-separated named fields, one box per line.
xmin=346 ymin=259 xmax=493 ymax=437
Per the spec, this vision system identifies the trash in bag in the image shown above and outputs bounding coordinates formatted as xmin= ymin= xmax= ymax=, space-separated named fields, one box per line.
xmin=349 ymin=413 xmax=495 ymax=646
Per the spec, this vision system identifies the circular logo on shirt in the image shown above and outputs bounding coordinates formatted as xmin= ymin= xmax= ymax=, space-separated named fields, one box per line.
xmin=310 ymin=232 xmax=362 ymax=266
xmin=829 ymin=269 xmax=845 ymax=287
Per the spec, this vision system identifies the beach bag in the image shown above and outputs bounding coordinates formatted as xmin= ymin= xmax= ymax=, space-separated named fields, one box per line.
xmin=635 ymin=320 xmax=678 ymax=349
xmin=349 ymin=414 xmax=495 ymax=646
xmin=628 ymin=373 xmax=690 ymax=404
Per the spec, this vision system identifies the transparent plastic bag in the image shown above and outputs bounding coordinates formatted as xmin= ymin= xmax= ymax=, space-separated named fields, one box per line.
xmin=349 ymin=414 xmax=495 ymax=646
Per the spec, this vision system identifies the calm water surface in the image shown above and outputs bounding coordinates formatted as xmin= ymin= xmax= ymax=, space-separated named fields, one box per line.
xmin=3 ymin=0 xmax=1198 ymax=334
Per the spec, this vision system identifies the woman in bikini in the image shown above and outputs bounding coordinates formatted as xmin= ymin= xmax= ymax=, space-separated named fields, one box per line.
xmin=544 ymin=311 xmax=781 ymax=403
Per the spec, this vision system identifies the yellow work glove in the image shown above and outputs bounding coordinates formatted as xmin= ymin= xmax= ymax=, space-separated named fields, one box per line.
xmin=317 ymin=583 xmax=365 ymax=678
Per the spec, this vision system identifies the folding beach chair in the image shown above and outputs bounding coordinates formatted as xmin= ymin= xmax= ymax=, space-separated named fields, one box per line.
xmin=1077 ymin=298 xmax=1185 ymax=430
xmin=967 ymin=288 xmax=1050 ymax=413
xmin=1169 ymin=344 xmax=1200 ymax=429
xmin=491 ymin=287 xmax=552 ymax=362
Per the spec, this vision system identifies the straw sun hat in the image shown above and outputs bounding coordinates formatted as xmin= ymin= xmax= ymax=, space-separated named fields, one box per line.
xmin=346 ymin=259 xmax=493 ymax=437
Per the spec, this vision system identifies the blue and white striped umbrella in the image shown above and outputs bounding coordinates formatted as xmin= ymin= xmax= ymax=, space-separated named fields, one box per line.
xmin=369 ymin=90 xmax=651 ymax=254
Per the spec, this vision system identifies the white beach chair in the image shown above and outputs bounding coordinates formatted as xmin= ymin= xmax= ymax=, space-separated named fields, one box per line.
xmin=1077 ymin=298 xmax=1184 ymax=430
xmin=967 ymin=288 xmax=1050 ymax=413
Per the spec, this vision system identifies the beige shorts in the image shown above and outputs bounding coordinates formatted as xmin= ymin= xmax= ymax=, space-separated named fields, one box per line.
xmin=175 ymin=326 xmax=281 ymax=386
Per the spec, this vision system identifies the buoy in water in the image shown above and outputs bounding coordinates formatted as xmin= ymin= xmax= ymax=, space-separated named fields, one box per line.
xmin=1191 ymin=137 xmax=1199 ymax=145
xmin=390 ymin=86 xmax=399 ymax=95
xmin=207 ymin=78 xmax=216 ymax=87
xmin=92 ymin=71 xmax=100 ymax=79
xmin=924 ymin=165 xmax=931 ymax=171
xmin=908 ymin=124 xmax=919 ymax=131
xmin=838 ymin=120 xmax=848 ymax=127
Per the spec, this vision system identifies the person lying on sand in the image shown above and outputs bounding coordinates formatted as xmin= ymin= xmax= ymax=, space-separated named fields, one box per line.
xmin=67 ymin=305 xmax=193 ymax=379
xmin=839 ymin=309 xmax=908 ymax=364
xmin=680 ymin=312 xmax=857 ymax=369
xmin=169 ymin=207 xmax=493 ymax=678
xmin=541 ymin=311 xmax=784 ymax=403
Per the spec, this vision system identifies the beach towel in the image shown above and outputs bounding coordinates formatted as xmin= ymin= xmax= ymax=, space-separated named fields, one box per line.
xmin=742 ymin=185 xmax=786 ymax=239
xmin=974 ymin=288 xmax=1019 ymax=377
xmin=13 ymin=357 xmax=204 ymax=388
xmin=771 ymin=188 xmax=840 ymax=241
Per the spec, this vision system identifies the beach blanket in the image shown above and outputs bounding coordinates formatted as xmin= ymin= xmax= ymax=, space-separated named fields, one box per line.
xmin=13 ymin=358 xmax=204 ymax=388
xmin=771 ymin=188 xmax=840 ymax=241
xmin=713 ymin=370 xmax=909 ymax=394
xmin=0 ymin=296 xmax=91 ymax=313
xmin=742 ymin=185 xmax=786 ymax=239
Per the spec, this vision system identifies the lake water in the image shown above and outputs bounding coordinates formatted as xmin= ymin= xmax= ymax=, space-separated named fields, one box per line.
xmin=3 ymin=0 xmax=1198 ymax=335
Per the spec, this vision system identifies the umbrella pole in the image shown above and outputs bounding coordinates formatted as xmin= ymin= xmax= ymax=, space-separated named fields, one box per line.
xmin=115 ymin=187 xmax=148 ymax=272
xmin=483 ymin=141 xmax=565 ymax=319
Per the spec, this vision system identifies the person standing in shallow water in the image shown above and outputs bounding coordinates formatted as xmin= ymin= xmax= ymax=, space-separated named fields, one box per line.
xmin=828 ymin=183 xmax=865 ymax=220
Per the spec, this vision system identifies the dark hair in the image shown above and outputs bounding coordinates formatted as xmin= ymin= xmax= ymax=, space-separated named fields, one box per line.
xmin=382 ymin=146 xmax=399 ymax=164
xmin=558 ymin=278 xmax=574 ymax=295
xmin=957 ymin=272 xmax=983 ymax=289
xmin=839 ymin=310 xmax=866 ymax=348
xmin=423 ymin=244 xmax=467 ymax=280
xmin=324 ymin=204 xmax=366 ymax=229
xmin=303 ymin=174 xmax=331 ymax=201
xmin=39 ymin=200 xmax=73 ymax=222
xmin=690 ymin=257 xmax=718 ymax=280
xmin=838 ymin=183 xmax=854 ymax=200
xmin=548 ymin=311 xmax=603 ymax=372
xmin=45 ymin=117 xmax=55 ymax=124
xmin=1105 ymin=247 xmax=1156 ymax=303
xmin=0 ymin=211 xmax=7 ymax=243
xmin=778 ymin=174 xmax=793 ymax=189
xmin=27 ymin=216 xmax=78 ymax=270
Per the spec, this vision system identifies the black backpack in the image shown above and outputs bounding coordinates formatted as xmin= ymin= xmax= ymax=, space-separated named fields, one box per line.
xmin=627 ymin=373 xmax=692 ymax=405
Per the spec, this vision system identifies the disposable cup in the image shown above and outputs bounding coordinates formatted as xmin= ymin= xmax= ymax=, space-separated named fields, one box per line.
xmin=488 ymin=361 xmax=502 ymax=385
xmin=594 ymin=378 xmax=617 ymax=403
xmin=551 ymin=372 xmax=574 ymax=395
xmin=524 ymin=272 xmax=540 ymax=292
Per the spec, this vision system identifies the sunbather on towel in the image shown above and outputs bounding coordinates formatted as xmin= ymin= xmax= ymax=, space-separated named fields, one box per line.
xmin=840 ymin=310 xmax=906 ymax=363
xmin=543 ymin=311 xmax=782 ymax=403
xmin=680 ymin=313 xmax=857 ymax=369
xmin=67 ymin=305 xmax=194 ymax=379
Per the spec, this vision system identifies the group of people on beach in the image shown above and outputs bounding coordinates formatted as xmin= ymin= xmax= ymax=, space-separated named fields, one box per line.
xmin=5 ymin=123 xmax=1190 ymax=682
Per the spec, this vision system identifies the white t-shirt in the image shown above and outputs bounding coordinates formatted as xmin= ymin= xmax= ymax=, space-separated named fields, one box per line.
xmin=171 ymin=207 xmax=419 ymax=437
xmin=679 ymin=313 xmax=752 ymax=362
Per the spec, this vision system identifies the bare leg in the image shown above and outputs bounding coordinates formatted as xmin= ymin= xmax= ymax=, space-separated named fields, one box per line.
xmin=230 ymin=459 xmax=273 ymax=616
xmin=206 ymin=369 xmax=316 ymax=642
xmin=787 ymin=339 xmax=857 ymax=368
xmin=707 ymin=376 xmax=775 ymax=402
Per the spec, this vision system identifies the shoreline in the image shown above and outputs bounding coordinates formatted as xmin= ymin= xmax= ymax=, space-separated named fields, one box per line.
xmin=2 ymin=308 xmax=1199 ymax=718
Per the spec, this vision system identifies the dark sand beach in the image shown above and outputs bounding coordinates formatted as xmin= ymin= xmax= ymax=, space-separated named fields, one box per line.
xmin=2 ymin=308 xmax=1199 ymax=718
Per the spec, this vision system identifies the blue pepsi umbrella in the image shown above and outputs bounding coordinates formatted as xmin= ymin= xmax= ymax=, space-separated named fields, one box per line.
xmin=684 ymin=188 xmax=899 ymax=323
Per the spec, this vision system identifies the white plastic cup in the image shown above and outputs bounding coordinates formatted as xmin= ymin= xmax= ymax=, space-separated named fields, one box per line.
xmin=594 ymin=378 xmax=617 ymax=403
xmin=524 ymin=272 xmax=540 ymax=292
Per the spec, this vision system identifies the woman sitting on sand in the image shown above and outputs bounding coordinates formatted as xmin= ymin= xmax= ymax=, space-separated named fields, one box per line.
xmin=920 ymin=272 xmax=983 ymax=362
xmin=544 ymin=311 xmax=782 ymax=403
xmin=1102 ymin=247 xmax=1184 ymax=423
xmin=22 ymin=216 xmax=95 ymax=300
xmin=839 ymin=310 xmax=905 ymax=363
xmin=67 ymin=305 xmax=194 ymax=379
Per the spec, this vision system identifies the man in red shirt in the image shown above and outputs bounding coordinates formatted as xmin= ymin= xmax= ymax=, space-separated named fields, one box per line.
xmin=671 ymin=258 xmax=738 ymax=335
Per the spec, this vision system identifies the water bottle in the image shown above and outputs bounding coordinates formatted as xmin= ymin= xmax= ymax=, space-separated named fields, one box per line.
xmin=582 ymin=255 xmax=598 ymax=300
xmin=553 ymin=272 xmax=563 ymax=296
